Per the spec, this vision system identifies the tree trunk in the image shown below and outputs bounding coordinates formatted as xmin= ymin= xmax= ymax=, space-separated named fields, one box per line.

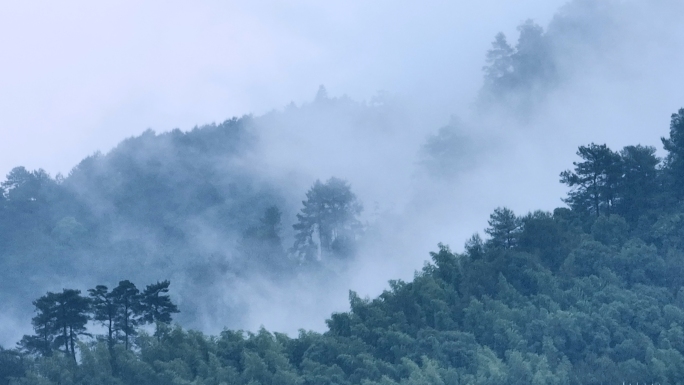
xmin=69 ymin=325 xmax=76 ymax=360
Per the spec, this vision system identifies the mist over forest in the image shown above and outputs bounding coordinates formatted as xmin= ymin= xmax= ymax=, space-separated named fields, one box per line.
xmin=3 ymin=0 xmax=684 ymax=383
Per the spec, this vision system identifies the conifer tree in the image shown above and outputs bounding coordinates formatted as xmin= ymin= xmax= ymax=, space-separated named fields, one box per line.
xmin=616 ymin=145 xmax=660 ymax=221
xmin=464 ymin=233 xmax=485 ymax=259
xmin=485 ymin=207 xmax=521 ymax=249
xmin=19 ymin=292 xmax=59 ymax=357
xmin=560 ymin=143 xmax=621 ymax=217
xmin=88 ymin=285 xmax=117 ymax=352
xmin=53 ymin=289 xmax=91 ymax=360
xmin=111 ymin=280 xmax=142 ymax=350
xmin=141 ymin=280 xmax=179 ymax=340
xmin=20 ymin=290 xmax=90 ymax=360
xmin=0 ymin=346 xmax=25 ymax=385
xmin=483 ymin=32 xmax=514 ymax=88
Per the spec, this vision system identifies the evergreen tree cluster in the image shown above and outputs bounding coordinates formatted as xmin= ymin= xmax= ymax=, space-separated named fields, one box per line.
xmin=479 ymin=1 xmax=622 ymax=111
xmin=559 ymin=143 xmax=659 ymax=221
xmin=0 ymin=114 xmax=366 ymax=333
xmin=482 ymin=20 xmax=556 ymax=96
xmin=0 ymin=118 xmax=279 ymax=329
xmin=17 ymin=280 xmax=178 ymax=361
xmin=5 ymin=108 xmax=684 ymax=384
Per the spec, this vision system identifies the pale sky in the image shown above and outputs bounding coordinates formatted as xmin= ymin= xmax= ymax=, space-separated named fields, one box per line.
xmin=0 ymin=0 xmax=567 ymax=179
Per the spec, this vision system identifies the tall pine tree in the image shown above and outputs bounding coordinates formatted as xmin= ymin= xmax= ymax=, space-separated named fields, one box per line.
xmin=560 ymin=143 xmax=621 ymax=217
xmin=141 ymin=280 xmax=179 ymax=340
xmin=485 ymin=207 xmax=521 ymax=250
xmin=88 ymin=285 xmax=117 ymax=352
xmin=111 ymin=280 xmax=142 ymax=350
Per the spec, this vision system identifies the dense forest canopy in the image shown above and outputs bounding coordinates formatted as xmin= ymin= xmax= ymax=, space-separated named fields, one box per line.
xmin=0 ymin=107 xmax=380 ymax=340
xmin=4 ymin=108 xmax=684 ymax=384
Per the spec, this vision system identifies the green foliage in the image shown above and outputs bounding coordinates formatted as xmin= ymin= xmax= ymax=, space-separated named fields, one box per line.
xmin=591 ymin=214 xmax=629 ymax=247
xmin=11 ymin=174 xmax=684 ymax=384
xmin=560 ymin=143 xmax=622 ymax=217
xmin=291 ymin=178 xmax=363 ymax=261
xmin=88 ymin=285 xmax=117 ymax=352
xmin=617 ymin=145 xmax=660 ymax=221
xmin=518 ymin=210 xmax=579 ymax=272
xmin=111 ymin=281 xmax=142 ymax=351
xmin=140 ymin=280 xmax=179 ymax=326
xmin=463 ymin=233 xmax=485 ymax=260
xmin=0 ymin=116 xmax=297 ymax=337
xmin=484 ymin=207 xmax=521 ymax=250
xmin=19 ymin=290 xmax=90 ymax=360
xmin=0 ymin=346 xmax=25 ymax=385
xmin=10 ymin=96 xmax=684 ymax=385
xmin=53 ymin=289 xmax=91 ymax=360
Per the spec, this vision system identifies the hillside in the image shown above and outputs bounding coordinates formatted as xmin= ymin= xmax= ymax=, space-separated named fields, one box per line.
xmin=0 ymin=0 xmax=668 ymax=338
xmin=3 ymin=108 xmax=684 ymax=384
xmin=3 ymin=1 xmax=684 ymax=382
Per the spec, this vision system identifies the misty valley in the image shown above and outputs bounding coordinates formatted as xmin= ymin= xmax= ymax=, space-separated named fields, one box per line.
xmin=3 ymin=1 xmax=684 ymax=384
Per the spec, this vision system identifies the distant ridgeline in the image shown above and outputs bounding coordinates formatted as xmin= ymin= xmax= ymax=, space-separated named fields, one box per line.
xmin=0 ymin=111 xmax=368 ymax=326
xmin=4 ymin=102 xmax=684 ymax=382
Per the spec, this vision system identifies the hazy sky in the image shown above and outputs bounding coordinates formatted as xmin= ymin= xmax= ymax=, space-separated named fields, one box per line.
xmin=0 ymin=0 xmax=568 ymax=179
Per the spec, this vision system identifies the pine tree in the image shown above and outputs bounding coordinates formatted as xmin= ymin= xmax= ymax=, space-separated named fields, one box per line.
xmin=20 ymin=290 xmax=90 ymax=360
xmin=19 ymin=292 xmax=59 ymax=357
xmin=88 ymin=285 xmax=117 ymax=352
xmin=464 ymin=233 xmax=485 ymax=259
xmin=111 ymin=280 xmax=142 ymax=350
xmin=141 ymin=280 xmax=179 ymax=341
xmin=560 ymin=143 xmax=621 ymax=217
xmin=291 ymin=178 xmax=362 ymax=261
xmin=616 ymin=145 xmax=660 ymax=221
xmin=53 ymin=289 xmax=91 ymax=360
xmin=485 ymin=207 xmax=521 ymax=249
xmin=483 ymin=32 xmax=514 ymax=88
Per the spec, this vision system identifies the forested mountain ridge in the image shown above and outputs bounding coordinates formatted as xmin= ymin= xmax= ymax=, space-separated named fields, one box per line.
xmin=0 ymin=98 xmax=398 ymax=348
xmin=3 ymin=108 xmax=684 ymax=384
xmin=0 ymin=117 xmax=281 ymax=328
xmin=0 ymin=0 xmax=655 ymax=339
xmin=2 ymin=1 xmax=684 ymax=381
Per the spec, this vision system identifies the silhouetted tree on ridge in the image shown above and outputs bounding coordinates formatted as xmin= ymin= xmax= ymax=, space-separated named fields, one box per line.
xmin=560 ymin=143 xmax=621 ymax=217
xmin=485 ymin=207 xmax=521 ymax=249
